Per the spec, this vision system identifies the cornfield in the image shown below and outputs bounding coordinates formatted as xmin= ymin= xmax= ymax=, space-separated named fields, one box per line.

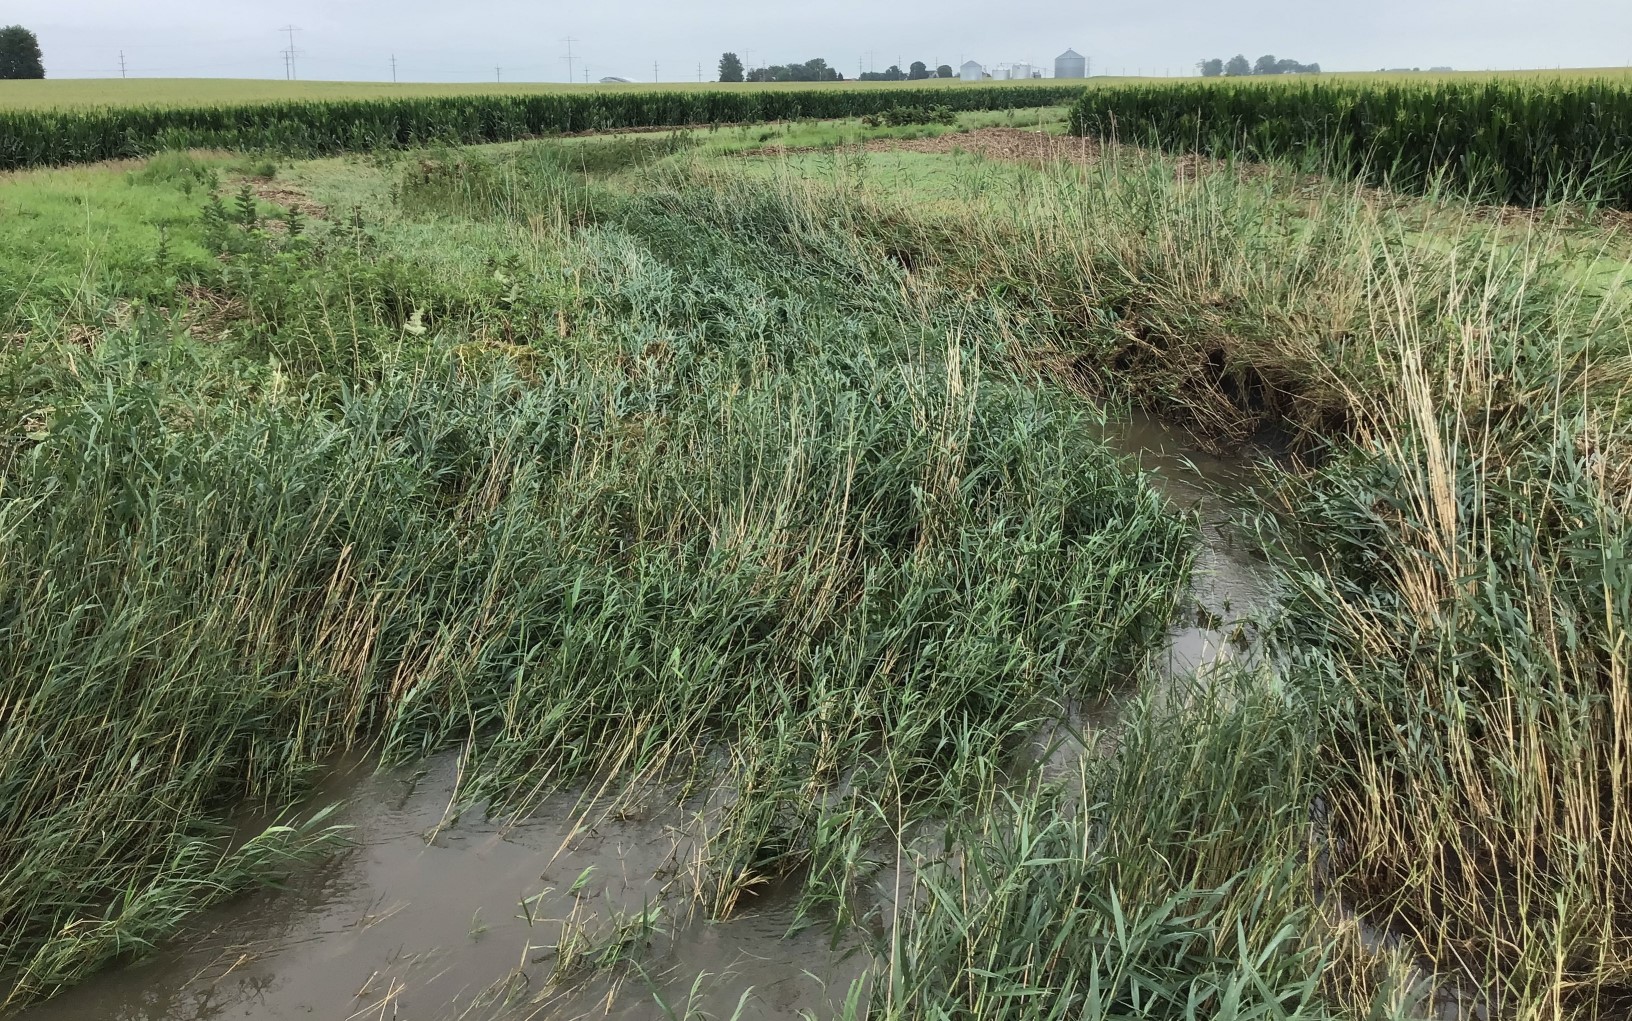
xmin=0 ymin=85 xmax=1085 ymax=170
xmin=1070 ymin=78 xmax=1632 ymax=207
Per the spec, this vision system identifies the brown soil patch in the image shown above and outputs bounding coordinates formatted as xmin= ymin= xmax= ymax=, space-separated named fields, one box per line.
xmin=176 ymin=284 xmax=247 ymax=343
xmin=742 ymin=127 xmax=1103 ymax=165
xmin=238 ymin=177 xmax=328 ymax=221
xmin=740 ymin=127 xmax=1286 ymax=187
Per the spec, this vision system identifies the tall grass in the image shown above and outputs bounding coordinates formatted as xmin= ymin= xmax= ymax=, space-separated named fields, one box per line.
xmin=879 ymin=138 xmax=1632 ymax=1017
xmin=3 ymin=126 xmax=1629 ymax=1018
xmin=0 ymin=153 xmax=1189 ymax=1006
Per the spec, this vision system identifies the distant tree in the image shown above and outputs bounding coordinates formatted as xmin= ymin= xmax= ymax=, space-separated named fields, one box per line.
xmin=858 ymin=64 xmax=907 ymax=82
xmin=0 ymin=25 xmax=44 ymax=79
xmin=718 ymin=52 xmax=744 ymax=82
xmin=747 ymin=57 xmax=841 ymax=83
xmin=936 ymin=63 xmax=953 ymax=78
xmin=1198 ymin=58 xmax=1224 ymax=77
xmin=801 ymin=57 xmax=841 ymax=81
xmin=909 ymin=60 xmax=930 ymax=80
xmin=1253 ymin=54 xmax=1281 ymax=75
xmin=1224 ymin=54 xmax=1251 ymax=77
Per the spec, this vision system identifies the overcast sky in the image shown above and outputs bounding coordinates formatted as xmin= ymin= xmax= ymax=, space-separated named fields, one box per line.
xmin=12 ymin=0 xmax=1632 ymax=82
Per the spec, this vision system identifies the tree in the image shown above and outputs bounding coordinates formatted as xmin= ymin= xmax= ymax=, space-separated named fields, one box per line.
xmin=1224 ymin=54 xmax=1251 ymax=77
xmin=1198 ymin=58 xmax=1224 ymax=77
xmin=0 ymin=25 xmax=44 ymax=79
xmin=858 ymin=64 xmax=906 ymax=82
xmin=799 ymin=57 xmax=841 ymax=81
xmin=936 ymin=64 xmax=953 ymax=78
xmin=746 ymin=57 xmax=842 ymax=83
xmin=718 ymin=52 xmax=744 ymax=82
xmin=909 ymin=60 xmax=930 ymax=80
xmin=1253 ymin=54 xmax=1280 ymax=75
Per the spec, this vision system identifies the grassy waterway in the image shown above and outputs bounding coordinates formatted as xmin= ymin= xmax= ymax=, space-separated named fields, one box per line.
xmin=16 ymin=411 xmax=1267 ymax=1021
xmin=2 ymin=110 xmax=1630 ymax=1020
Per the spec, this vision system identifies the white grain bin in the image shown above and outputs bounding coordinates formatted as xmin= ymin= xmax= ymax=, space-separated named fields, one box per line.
xmin=1055 ymin=49 xmax=1087 ymax=79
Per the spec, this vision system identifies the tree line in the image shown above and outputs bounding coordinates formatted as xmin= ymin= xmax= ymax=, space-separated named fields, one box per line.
xmin=857 ymin=61 xmax=955 ymax=82
xmin=717 ymin=53 xmax=955 ymax=83
xmin=1198 ymin=55 xmax=1321 ymax=77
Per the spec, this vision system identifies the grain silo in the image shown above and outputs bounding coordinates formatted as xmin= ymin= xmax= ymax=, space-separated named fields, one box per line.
xmin=959 ymin=60 xmax=984 ymax=82
xmin=1055 ymin=48 xmax=1087 ymax=79
xmin=1012 ymin=62 xmax=1034 ymax=80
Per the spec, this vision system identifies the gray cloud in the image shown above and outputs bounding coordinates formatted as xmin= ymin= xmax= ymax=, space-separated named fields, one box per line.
xmin=11 ymin=0 xmax=1630 ymax=81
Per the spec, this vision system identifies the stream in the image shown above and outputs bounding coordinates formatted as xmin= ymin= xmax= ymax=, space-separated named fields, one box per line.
xmin=19 ymin=412 xmax=1276 ymax=1021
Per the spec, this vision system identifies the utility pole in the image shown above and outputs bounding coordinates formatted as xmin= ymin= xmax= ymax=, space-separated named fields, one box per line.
xmin=653 ymin=61 xmax=659 ymax=82
xmin=562 ymin=36 xmax=578 ymax=83
xmin=495 ymin=65 xmax=502 ymax=82
xmin=390 ymin=54 xmax=397 ymax=82
xmin=280 ymin=25 xmax=301 ymax=80
xmin=118 ymin=51 xmax=127 ymax=78
xmin=697 ymin=62 xmax=702 ymax=82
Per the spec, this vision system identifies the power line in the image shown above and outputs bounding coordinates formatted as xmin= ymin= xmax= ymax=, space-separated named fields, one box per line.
xmin=279 ymin=25 xmax=301 ymax=80
xmin=561 ymin=36 xmax=578 ymax=83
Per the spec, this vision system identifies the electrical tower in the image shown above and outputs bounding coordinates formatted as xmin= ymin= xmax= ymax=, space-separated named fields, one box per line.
xmin=390 ymin=54 xmax=397 ymax=82
xmin=280 ymin=25 xmax=302 ymax=80
xmin=562 ymin=37 xmax=578 ymax=83
xmin=118 ymin=51 xmax=127 ymax=78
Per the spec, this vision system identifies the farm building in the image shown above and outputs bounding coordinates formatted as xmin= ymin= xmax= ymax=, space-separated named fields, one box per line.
xmin=959 ymin=60 xmax=983 ymax=82
xmin=1055 ymin=48 xmax=1087 ymax=79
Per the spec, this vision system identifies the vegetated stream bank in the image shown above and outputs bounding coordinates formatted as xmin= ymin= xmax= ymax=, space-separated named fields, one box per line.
xmin=6 ymin=131 xmax=1628 ymax=1020
xmin=17 ymin=411 xmax=1273 ymax=1021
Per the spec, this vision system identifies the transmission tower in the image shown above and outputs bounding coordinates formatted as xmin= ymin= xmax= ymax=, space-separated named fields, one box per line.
xmin=562 ymin=36 xmax=578 ymax=83
xmin=279 ymin=25 xmax=302 ymax=79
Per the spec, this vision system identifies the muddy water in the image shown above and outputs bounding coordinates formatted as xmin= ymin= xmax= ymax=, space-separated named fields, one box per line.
xmin=24 ymin=756 xmax=866 ymax=1021
xmin=1020 ymin=410 xmax=1278 ymax=774
xmin=1105 ymin=411 xmax=1278 ymax=675
xmin=21 ymin=412 xmax=1269 ymax=1021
